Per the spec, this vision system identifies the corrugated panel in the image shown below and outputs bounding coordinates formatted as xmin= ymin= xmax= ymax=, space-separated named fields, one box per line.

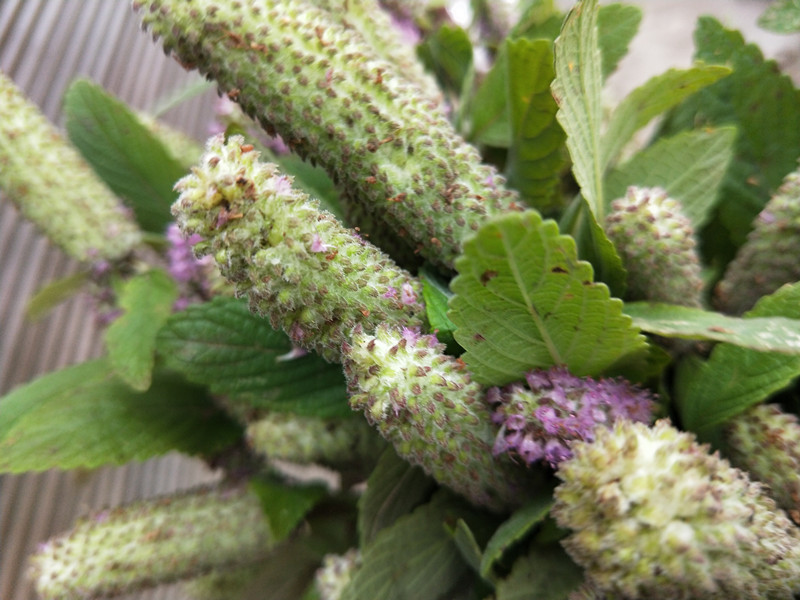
xmin=0 ymin=2 xmax=220 ymax=599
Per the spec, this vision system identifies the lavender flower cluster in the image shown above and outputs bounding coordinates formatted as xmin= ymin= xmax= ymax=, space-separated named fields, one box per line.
xmin=489 ymin=366 xmax=655 ymax=469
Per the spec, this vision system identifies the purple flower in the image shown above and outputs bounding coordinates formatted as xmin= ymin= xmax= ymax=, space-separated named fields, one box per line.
xmin=490 ymin=366 xmax=655 ymax=469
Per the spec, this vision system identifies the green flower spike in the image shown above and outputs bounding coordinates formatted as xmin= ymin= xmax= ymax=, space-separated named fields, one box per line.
xmin=343 ymin=323 xmax=534 ymax=512
xmin=553 ymin=419 xmax=800 ymax=600
xmin=29 ymin=485 xmax=273 ymax=600
xmin=246 ymin=412 xmax=385 ymax=470
xmin=605 ymin=186 xmax=704 ymax=307
xmin=136 ymin=0 xmax=520 ymax=270
xmin=0 ymin=70 xmax=141 ymax=262
xmin=716 ymin=167 xmax=800 ymax=315
xmin=724 ymin=403 xmax=800 ymax=524
xmin=173 ymin=134 xmax=425 ymax=362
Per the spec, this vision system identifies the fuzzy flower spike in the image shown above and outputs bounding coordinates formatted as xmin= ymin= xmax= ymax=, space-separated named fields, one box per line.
xmin=172 ymin=134 xmax=424 ymax=362
xmin=553 ymin=420 xmax=800 ymax=599
xmin=489 ymin=366 xmax=655 ymax=469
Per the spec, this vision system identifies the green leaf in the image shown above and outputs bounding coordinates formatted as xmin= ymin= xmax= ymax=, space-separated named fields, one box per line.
xmin=26 ymin=271 xmax=88 ymax=321
xmin=450 ymin=212 xmax=646 ymax=384
xmin=105 ymin=269 xmax=178 ymax=391
xmin=505 ymin=38 xmax=566 ymax=212
xmin=250 ymin=475 xmax=327 ymax=543
xmin=758 ymin=0 xmax=800 ymax=33
xmin=420 ymin=268 xmax=458 ymax=350
xmin=551 ymin=0 xmax=606 ymax=220
xmin=605 ymin=127 xmax=737 ymax=230
xmin=495 ymin=544 xmax=583 ymax=600
xmin=570 ymin=197 xmax=627 ymax=297
xmin=342 ymin=494 xmax=471 ymax=600
xmin=510 ymin=0 xmax=563 ymax=41
xmin=416 ymin=25 xmax=473 ymax=95
xmin=675 ymin=283 xmax=800 ymax=438
xmin=449 ymin=519 xmax=485 ymax=577
xmin=601 ymin=65 xmax=730 ymax=171
xmin=63 ymin=79 xmax=187 ymax=233
xmin=0 ymin=360 xmax=242 ymax=473
xmin=480 ymin=495 xmax=554 ymax=578
xmin=596 ymin=3 xmax=642 ymax=79
xmin=358 ymin=447 xmax=437 ymax=547
xmin=658 ymin=17 xmax=800 ymax=252
xmin=468 ymin=48 xmax=513 ymax=147
xmin=625 ymin=301 xmax=800 ymax=354
xmin=157 ymin=297 xmax=350 ymax=418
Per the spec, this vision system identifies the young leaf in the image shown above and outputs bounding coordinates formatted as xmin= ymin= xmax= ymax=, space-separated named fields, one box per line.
xmin=357 ymin=447 xmax=437 ymax=548
xmin=658 ymin=17 xmax=800 ymax=252
xmin=26 ymin=271 xmax=88 ymax=321
xmin=420 ymin=268 xmax=458 ymax=350
xmin=758 ymin=0 xmax=800 ymax=33
xmin=605 ymin=127 xmax=736 ymax=230
xmin=510 ymin=0 xmax=562 ymax=41
xmin=505 ymin=38 xmax=566 ymax=212
xmin=552 ymin=0 xmax=605 ymax=218
xmin=249 ymin=475 xmax=328 ymax=543
xmin=480 ymin=495 xmax=554 ymax=578
xmin=449 ymin=211 xmax=646 ymax=385
xmin=341 ymin=493 xmax=472 ymax=600
xmin=416 ymin=24 xmax=473 ymax=95
xmin=64 ymin=79 xmax=187 ymax=233
xmin=601 ymin=65 xmax=730 ymax=171
xmin=625 ymin=302 xmax=800 ymax=354
xmin=675 ymin=283 xmax=800 ymax=438
xmin=105 ymin=269 xmax=178 ymax=391
xmin=0 ymin=360 xmax=242 ymax=473
xmin=157 ymin=297 xmax=350 ymax=418
xmin=596 ymin=3 xmax=642 ymax=79
xmin=495 ymin=544 xmax=583 ymax=600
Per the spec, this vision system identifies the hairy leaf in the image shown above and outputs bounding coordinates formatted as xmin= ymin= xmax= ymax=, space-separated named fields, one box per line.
xmin=675 ymin=283 xmax=800 ymax=438
xmin=505 ymin=38 xmax=566 ymax=212
xmin=157 ymin=297 xmax=349 ymax=417
xmin=758 ymin=0 xmax=800 ymax=33
xmin=596 ymin=3 xmax=641 ymax=79
xmin=105 ymin=269 xmax=177 ymax=391
xmin=63 ymin=79 xmax=187 ymax=233
xmin=495 ymin=544 xmax=583 ymax=600
xmin=605 ymin=127 xmax=736 ymax=230
xmin=552 ymin=0 xmax=605 ymax=219
xmin=450 ymin=211 xmax=646 ymax=385
xmin=625 ymin=301 xmax=800 ymax=354
xmin=358 ymin=447 xmax=437 ymax=548
xmin=601 ymin=65 xmax=730 ymax=171
xmin=0 ymin=360 xmax=242 ymax=473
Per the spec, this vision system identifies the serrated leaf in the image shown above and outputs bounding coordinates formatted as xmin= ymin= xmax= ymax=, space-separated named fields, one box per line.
xmin=601 ymin=65 xmax=730 ymax=171
xmin=480 ymin=495 xmax=554 ymax=578
xmin=105 ymin=269 xmax=178 ymax=391
xmin=658 ymin=17 xmax=800 ymax=253
xmin=341 ymin=494 xmax=471 ymax=600
xmin=157 ymin=297 xmax=349 ymax=418
xmin=675 ymin=283 xmax=800 ymax=438
xmin=250 ymin=475 xmax=327 ymax=543
xmin=0 ymin=360 xmax=242 ymax=473
xmin=26 ymin=271 xmax=88 ymax=321
xmin=596 ymin=3 xmax=641 ymax=79
xmin=417 ymin=25 xmax=473 ymax=95
xmin=450 ymin=211 xmax=646 ymax=385
xmin=505 ymin=38 xmax=566 ymax=212
xmin=759 ymin=0 xmax=800 ymax=33
xmin=625 ymin=301 xmax=800 ymax=354
xmin=420 ymin=268 xmax=458 ymax=351
xmin=605 ymin=127 xmax=736 ymax=230
xmin=495 ymin=544 xmax=583 ymax=600
xmin=358 ymin=447 xmax=437 ymax=547
xmin=64 ymin=79 xmax=187 ymax=233
xmin=552 ymin=0 xmax=606 ymax=219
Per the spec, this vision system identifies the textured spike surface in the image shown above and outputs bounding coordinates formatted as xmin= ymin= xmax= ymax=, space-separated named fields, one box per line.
xmin=605 ymin=186 xmax=704 ymax=307
xmin=724 ymin=403 xmax=800 ymax=524
xmin=0 ymin=71 xmax=141 ymax=262
xmin=135 ymin=0 xmax=521 ymax=269
xmin=173 ymin=134 xmax=425 ymax=362
xmin=716 ymin=168 xmax=800 ymax=315
xmin=553 ymin=419 xmax=800 ymax=599
xmin=343 ymin=323 xmax=535 ymax=512
xmin=29 ymin=485 xmax=272 ymax=600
